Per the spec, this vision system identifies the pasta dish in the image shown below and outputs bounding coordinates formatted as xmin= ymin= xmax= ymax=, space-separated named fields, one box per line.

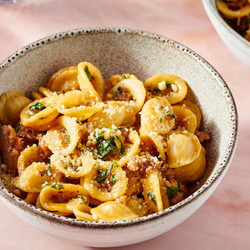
xmin=0 ymin=62 xmax=210 ymax=222
xmin=216 ymin=0 xmax=250 ymax=41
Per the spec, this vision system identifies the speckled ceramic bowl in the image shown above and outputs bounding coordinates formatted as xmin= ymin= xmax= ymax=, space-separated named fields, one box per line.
xmin=0 ymin=28 xmax=238 ymax=247
xmin=202 ymin=0 xmax=250 ymax=68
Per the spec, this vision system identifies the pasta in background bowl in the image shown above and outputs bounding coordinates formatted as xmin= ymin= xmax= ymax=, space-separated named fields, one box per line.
xmin=0 ymin=27 xmax=238 ymax=247
xmin=203 ymin=0 xmax=250 ymax=67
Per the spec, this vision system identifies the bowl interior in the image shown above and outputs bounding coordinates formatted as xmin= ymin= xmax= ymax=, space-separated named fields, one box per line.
xmin=0 ymin=28 xmax=237 ymax=224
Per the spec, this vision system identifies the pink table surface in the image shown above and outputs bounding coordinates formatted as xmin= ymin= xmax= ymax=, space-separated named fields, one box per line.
xmin=0 ymin=0 xmax=249 ymax=249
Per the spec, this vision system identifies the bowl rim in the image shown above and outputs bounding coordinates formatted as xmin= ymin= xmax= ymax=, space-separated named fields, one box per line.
xmin=0 ymin=27 xmax=238 ymax=229
xmin=202 ymin=0 xmax=250 ymax=49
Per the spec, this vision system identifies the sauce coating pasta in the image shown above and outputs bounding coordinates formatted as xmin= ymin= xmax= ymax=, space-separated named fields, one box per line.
xmin=0 ymin=62 xmax=210 ymax=222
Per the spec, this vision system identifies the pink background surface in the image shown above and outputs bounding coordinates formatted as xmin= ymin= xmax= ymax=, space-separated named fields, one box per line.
xmin=0 ymin=0 xmax=249 ymax=249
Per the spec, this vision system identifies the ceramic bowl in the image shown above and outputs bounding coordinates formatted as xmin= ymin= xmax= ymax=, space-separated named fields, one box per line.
xmin=0 ymin=28 xmax=238 ymax=247
xmin=202 ymin=0 xmax=250 ymax=68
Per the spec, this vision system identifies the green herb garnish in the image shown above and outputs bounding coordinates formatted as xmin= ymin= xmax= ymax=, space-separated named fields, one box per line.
xmin=96 ymin=169 xmax=108 ymax=183
xmin=166 ymin=179 xmax=181 ymax=198
xmin=51 ymin=183 xmax=64 ymax=190
xmin=35 ymin=186 xmax=41 ymax=190
xmin=67 ymin=139 xmax=70 ymax=144
xmin=155 ymin=96 xmax=160 ymax=100
xmin=110 ymin=174 xmax=117 ymax=184
xmin=166 ymin=112 xmax=176 ymax=119
xmin=116 ymin=136 xmax=126 ymax=156
xmin=84 ymin=65 xmax=94 ymax=80
xmin=165 ymin=81 xmax=176 ymax=87
xmin=95 ymin=161 xmax=117 ymax=183
xmin=115 ymin=87 xmax=123 ymax=96
xmin=147 ymin=190 xmax=156 ymax=205
xmin=15 ymin=123 xmax=21 ymax=132
xmin=176 ymin=162 xmax=180 ymax=166
xmin=123 ymin=73 xmax=132 ymax=78
xmin=28 ymin=102 xmax=46 ymax=111
xmin=77 ymin=195 xmax=83 ymax=201
xmin=153 ymin=87 xmax=161 ymax=92
xmin=96 ymin=135 xmax=118 ymax=159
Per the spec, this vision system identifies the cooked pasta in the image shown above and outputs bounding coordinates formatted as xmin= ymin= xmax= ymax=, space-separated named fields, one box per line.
xmin=216 ymin=0 xmax=250 ymax=41
xmin=0 ymin=61 xmax=210 ymax=222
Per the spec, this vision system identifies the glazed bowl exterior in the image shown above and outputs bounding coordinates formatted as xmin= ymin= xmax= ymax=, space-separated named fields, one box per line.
xmin=202 ymin=0 xmax=250 ymax=68
xmin=0 ymin=28 xmax=238 ymax=247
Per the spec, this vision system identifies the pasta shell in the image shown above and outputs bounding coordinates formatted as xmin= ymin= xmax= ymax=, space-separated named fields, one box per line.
xmin=42 ymin=115 xmax=80 ymax=155
xmin=143 ymin=170 xmax=164 ymax=212
xmin=144 ymin=73 xmax=187 ymax=104
xmin=51 ymin=152 xmax=95 ymax=178
xmin=167 ymin=132 xmax=201 ymax=168
xmin=39 ymin=183 xmax=89 ymax=213
xmin=90 ymin=201 xmax=138 ymax=222
xmin=82 ymin=161 xmax=128 ymax=202
xmin=77 ymin=62 xmax=105 ymax=100
xmin=175 ymin=147 xmax=206 ymax=182
xmin=178 ymin=100 xmax=202 ymax=129
xmin=56 ymin=90 xmax=104 ymax=121
xmin=106 ymin=78 xmax=146 ymax=113
xmin=0 ymin=91 xmax=32 ymax=126
xmin=88 ymin=101 xmax=136 ymax=128
xmin=172 ymin=105 xmax=197 ymax=133
xmin=140 ymin=97 xmax=175 ymax=136
xmin=47 ymin=66 xmax=79 ymax=92
xmin=117 ymin=130 xmax=141 ymax=167
xmin=14 ymin=162 xmax=61 ymax=192
xmin=17 ymin=146 xmax=43 ymax=175
xmin=20 ymin=96 xmax=59 ymax=131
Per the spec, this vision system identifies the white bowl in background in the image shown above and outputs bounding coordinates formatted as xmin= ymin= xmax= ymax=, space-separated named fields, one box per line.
xmin=202 ymin=0 xmax=250 ymax=68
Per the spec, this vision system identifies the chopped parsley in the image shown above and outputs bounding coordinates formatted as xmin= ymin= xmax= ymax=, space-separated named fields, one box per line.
xmin=96 ymin=169 xmax=108 ymax=183
xmin=147 ymin=190 xmax=156 ymax=205
xmin=110 ymin=174 xmax=117 ymax=184
xmin=166 ymin=179 xmax=181 ymax=198
xmin=154 ymin=96 xmax=160 ymax=100
xmin=160 ymin=105 xmax=176 ymax=119
xmin=96 ymin=161 xmax=118 ymax=184
xmin=51 ymin=183 xmax=64 ymax=190
xmin=123 ymin=73 xmax=133 ymax=78
xmin=115 ymin=87 xmax=123 ymax=96
xmin=166 ymin=112 xmax=176 ymax=119
xmin=98 ymin=129 xmax=105 ymax=135
xmin=116 ymin=136 xmax=126 ymax=156
xmin=15 ymin=123 xmax=21 ymax=132
xmin=176 ymin=162 xmax=180 ymax=166
xmin=96 ymin=135 xmax=118 ymax=159
xmin=165 ymin=81 xmax=176 ymax=87
xmin=67 ymin=139 xmax=70 ymax=144
xmin=84 ymin=65 xmax=94 ymax=80
xmin=77 ymin=195 xmax=83 ymax=201
xmin=28 ymin=102 xmax=46 ymax=111
xmin=153 ymin=87 xmax=161 ymax=92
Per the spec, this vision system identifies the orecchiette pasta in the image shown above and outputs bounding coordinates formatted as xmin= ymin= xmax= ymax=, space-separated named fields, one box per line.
xmin=0 ymin=61 xmax=210 ymax=222
xmin=82 ymin=161 xmax=128 ymax=201
xmin=90 ymin=201 xmax=138 ymax=222
xmin=0 ymin=91 xmax=32 ymax=126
